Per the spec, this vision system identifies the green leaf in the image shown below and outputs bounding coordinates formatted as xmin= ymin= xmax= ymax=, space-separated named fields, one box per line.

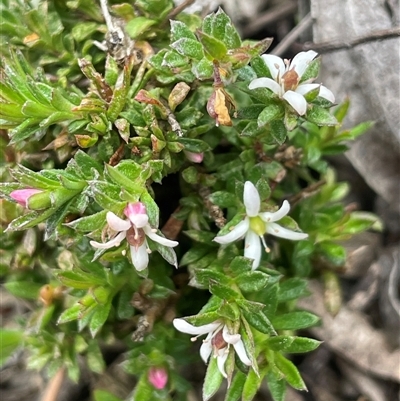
xmin=4 ymin=281 xmax=42 ymax=299
xmin=236 ymin=271 xmax=269 ymax=292
xmin=266 ymin=370 xmax=286 ymax=401
xmin=125 ymin=17 xmax=156 ymax=39
xmin=66 ymin=210 xmax=107 ymax=232
xmin=224 ymin=370 xmax=246 ymax=401
xmin=218 ymin=302 xmax=240 ymax=321
xmin=197 ymin=31 xmax=227 ymax=60
xmin=170 ymin=20 xmax=197 ymax=42
xmin=0 ymin=329 xmax=24 ymax=366
xmin=277 ymin=278 xmax=308 ymax=303
xmin=208 ymin=191 xmax=237 ymax=207
xmin=171 ymin=38 xmax=204 ymax=60
xmin=270 ymin=120 xmax=287 ymax=145
xmin=89 ymin=301 xmax=112 ymax=337
xmin=240 ymin=307 xmax=276 ymax=336
xmin=242 ymin=368 xmax=265 ymax=401
xmin=299 ymin=58 xmax=320 ymax=83
xmin=258 ymin=104 xmax=283 ymax=126
xmin=317 ymin=242 xmax=346 ymax=266
xmin=87 ymin=340 xmax=106 ymax=374
xmin=203 ymin=356 xmax=224 ymax=401
xmin=94 ymin=390 xmax=124 ymax=401
xmin=275 ymin=353 xmax=307 ymax=390
xmin=184 ymin=230 xmax=216 ymax=244
xmin=271 ymin=311 xmax=320 ymax=331
xmin=57 ymin=304 xmax=81 ymax=324
xmin=267 ymin=336 xmax=321 ymax=353
xmin=230 ymin=256 xmax=253 ymax=275
xmin=306 ymin=105 xmax=337 ymax=126
xmin=209 ymin=281 xmax=241 ymax=301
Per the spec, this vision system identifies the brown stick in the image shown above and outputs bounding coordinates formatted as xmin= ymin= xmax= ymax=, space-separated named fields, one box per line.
xmin=41 ymin=367 xmax=65 ymax=401
xmin=167 ymin=0 xmax=196 ymax=20
xmin=304 ymin=27 xmax=400 ymax=53
xmin=242 ymin=1 xmax=297 ymax=38
xmin=272 ymin=13 xmax=313 ymax=56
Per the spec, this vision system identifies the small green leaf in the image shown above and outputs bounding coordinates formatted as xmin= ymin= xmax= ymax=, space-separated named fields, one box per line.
xmin=300 ymin=58 xmax=320 ymax=83
xmin=197 ymin=30 xmax=227 ymax=60
xmin=170 ymin=20 xmax=197 ymax=42
xmin=275 ymin=353 xmax=307 ymax=390
xmin=125 ymin=17 xmax=156 ymax=39
xmin=57 ymin=304 xmax=81 ymax=324
xmin=0 ymin=329 xmax=24 ymax=366
xmin=258 ymin=104 xmax=283 ymax=126
xmin=266 ymin=370 xmax=286 ymax=401
xmin=89 ymin=301 xmax=112 ymax=337
xmin=171 ymin=38 xmax=204 ymax=60
xmin=4 ymin=281 xmax=42 ymax=299
xmin=203 ymin=356 xmax=224 ymax=401
xmin=271 ymin=311 xmax=320 ymax=331
xmin=236 ymin=271 xmax=269 ymax=292
xmin=278 ymin=278 xmax=308 ymax=303
xmin=208 ymin=191 xmax=237 ymax=207
xmin=224 ymin=370 xmax=246 ymax=401
xmin=242 ymin=368 xmax=265 ymax=401
xmin=93 ymin=390 xmax=124 ymax=401
xmin=230 ymin=256 xmax=253 ymax=275
xmin=270 ymin=120 xmax=287 ymax=145
xmin=209 ymin=281 xmax=241 ymax=301
xmin=240 ymin=307 xmax=277 ymax=336
xmin=306 ymin=105 xmax=338 ymax=126
xmin=267 ymin=336 xmax=321 ymax=353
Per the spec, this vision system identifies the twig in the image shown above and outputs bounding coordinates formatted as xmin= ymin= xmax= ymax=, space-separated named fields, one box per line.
xmin=242 ymin=1 xmax=297 ymax=38
xmin=288 ymin=179 xmax=326 ymax=206
xmin=41 ymin=367 xmax=65 ymax=401
xmin=99 ymin=0 xmax=115 ymax=31
xmin=272 ymin=13 xmax=313 ymax=56
xmin=303 ymin=27 xmax=400 ymax=53
xmin=167 ymin=0 xmax=196 ymax=20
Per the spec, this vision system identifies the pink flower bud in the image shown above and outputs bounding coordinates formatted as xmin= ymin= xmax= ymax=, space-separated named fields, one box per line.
xmin=10 ymin=189 xmax=42 ymax=208
xmin=148 ymin=367 xmax=168 ymax=390
xmin=184 ymin=151 xmax=204 ymax=163
xmin=124 ymin=202 xmax=149 ymax=228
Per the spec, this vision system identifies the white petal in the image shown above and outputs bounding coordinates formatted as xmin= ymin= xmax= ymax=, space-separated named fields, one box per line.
xmin=129 ymin=214 xmax=149 ymax=228
xmin=291 ymin=50 xmax=318 ymax=77
xmin=259 ymin=200 xmax=290 ymax=223
xmin=266 ymin=222 xmax=309 ymax=240
xmin=213 ymin=218 xmax=250 ymax=244
xmin=243 ymin=181 xmax=261 ymax=217
xmin=216 ymin=349 xmax=229 ymax=378
xmin=143 ymin=225 xmax=179 ymax=247
xmin=318 ymin=85 xmax=335 ymax=103
xmin=295 ymin=83 xmax=320 ymax=96
xmin=106 ymin=212 xmax=131 ymax=231
xmin=89 ymin=231 xmax=126 ymax=249
xmin=173 ymin=319 xmax=221 ymax=336
xmin=282 ymin=90 xmax=307 ymax=115
xmin=248 ymin=77 xmax=281 ymax=95
xmin=130 ymin=243 xmax=149 ymax=271
xmin=232 ymin=339 xmax=252 ymax=366
xmin=222 ymin=325 xmax=241 ymax=344
xmin=244 ymin=230 xmax=262 ymax=270
xmin=200 ymin=338 xmax=213 ymax=363
xmin=261 ymin=54 xmax=285 ymax=80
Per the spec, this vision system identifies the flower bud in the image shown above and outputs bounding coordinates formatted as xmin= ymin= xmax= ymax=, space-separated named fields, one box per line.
xmin=10 ymin=189 xmax=43 ymax=208
xmin=184 ymin=151 xmax=204 ymax=163
xmin=148 ymin=367 xmax=168 ymax=390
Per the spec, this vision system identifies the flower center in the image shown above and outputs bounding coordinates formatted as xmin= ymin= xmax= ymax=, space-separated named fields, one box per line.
xmin=126 ymin=226 xmax=146 ymax=248
xmin=249 ymin=216 xmax=266 ymax=236
xmin=282 ymin=69 xmax=299 ymax=92
xmin=211 ymin=329 xmax=227 ymax=351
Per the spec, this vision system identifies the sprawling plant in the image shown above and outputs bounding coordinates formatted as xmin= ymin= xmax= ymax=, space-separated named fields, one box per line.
xmin=0 ymin=1 xmax=379 ymax=400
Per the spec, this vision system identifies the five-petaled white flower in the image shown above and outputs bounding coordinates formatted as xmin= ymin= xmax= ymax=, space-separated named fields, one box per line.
xmin=249 ymin=50 xmax=335 ymax=116
xmin=213 ymin=181 xmax=308 ymax=270
xmin=90 ymin=202 xmax=178 ymax=271
xmin=173 ymin=318 xmax=251 ymax=378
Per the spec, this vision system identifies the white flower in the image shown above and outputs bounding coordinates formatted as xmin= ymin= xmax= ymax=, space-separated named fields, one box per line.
xmin=173 ymin=318 xmax=251 ymax=378
xmin=90 ymin=202 xmax=178 ymax=271
xmin=213 ymin=181 xmax=308 ymax=270
xmin=249 ymin=50 xmax=335 ymax=115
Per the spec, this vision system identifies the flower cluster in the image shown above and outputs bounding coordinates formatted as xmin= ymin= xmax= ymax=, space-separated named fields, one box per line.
xmin=90 ymin=202 xmax=178 ymax=271
xmin=249 ymin=50 xmax=335 ymax=115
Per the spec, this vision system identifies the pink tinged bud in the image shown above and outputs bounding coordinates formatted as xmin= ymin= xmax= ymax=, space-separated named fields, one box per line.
xmin=124 ymin=202 xmax=149 ymax=228
xmin=10 ymin=189 xmax=42 ymax=208
xmin=148 ymin=367 xmax=168 ymax=390
xmin=184 ymin=151 xmax=204 ymax=163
